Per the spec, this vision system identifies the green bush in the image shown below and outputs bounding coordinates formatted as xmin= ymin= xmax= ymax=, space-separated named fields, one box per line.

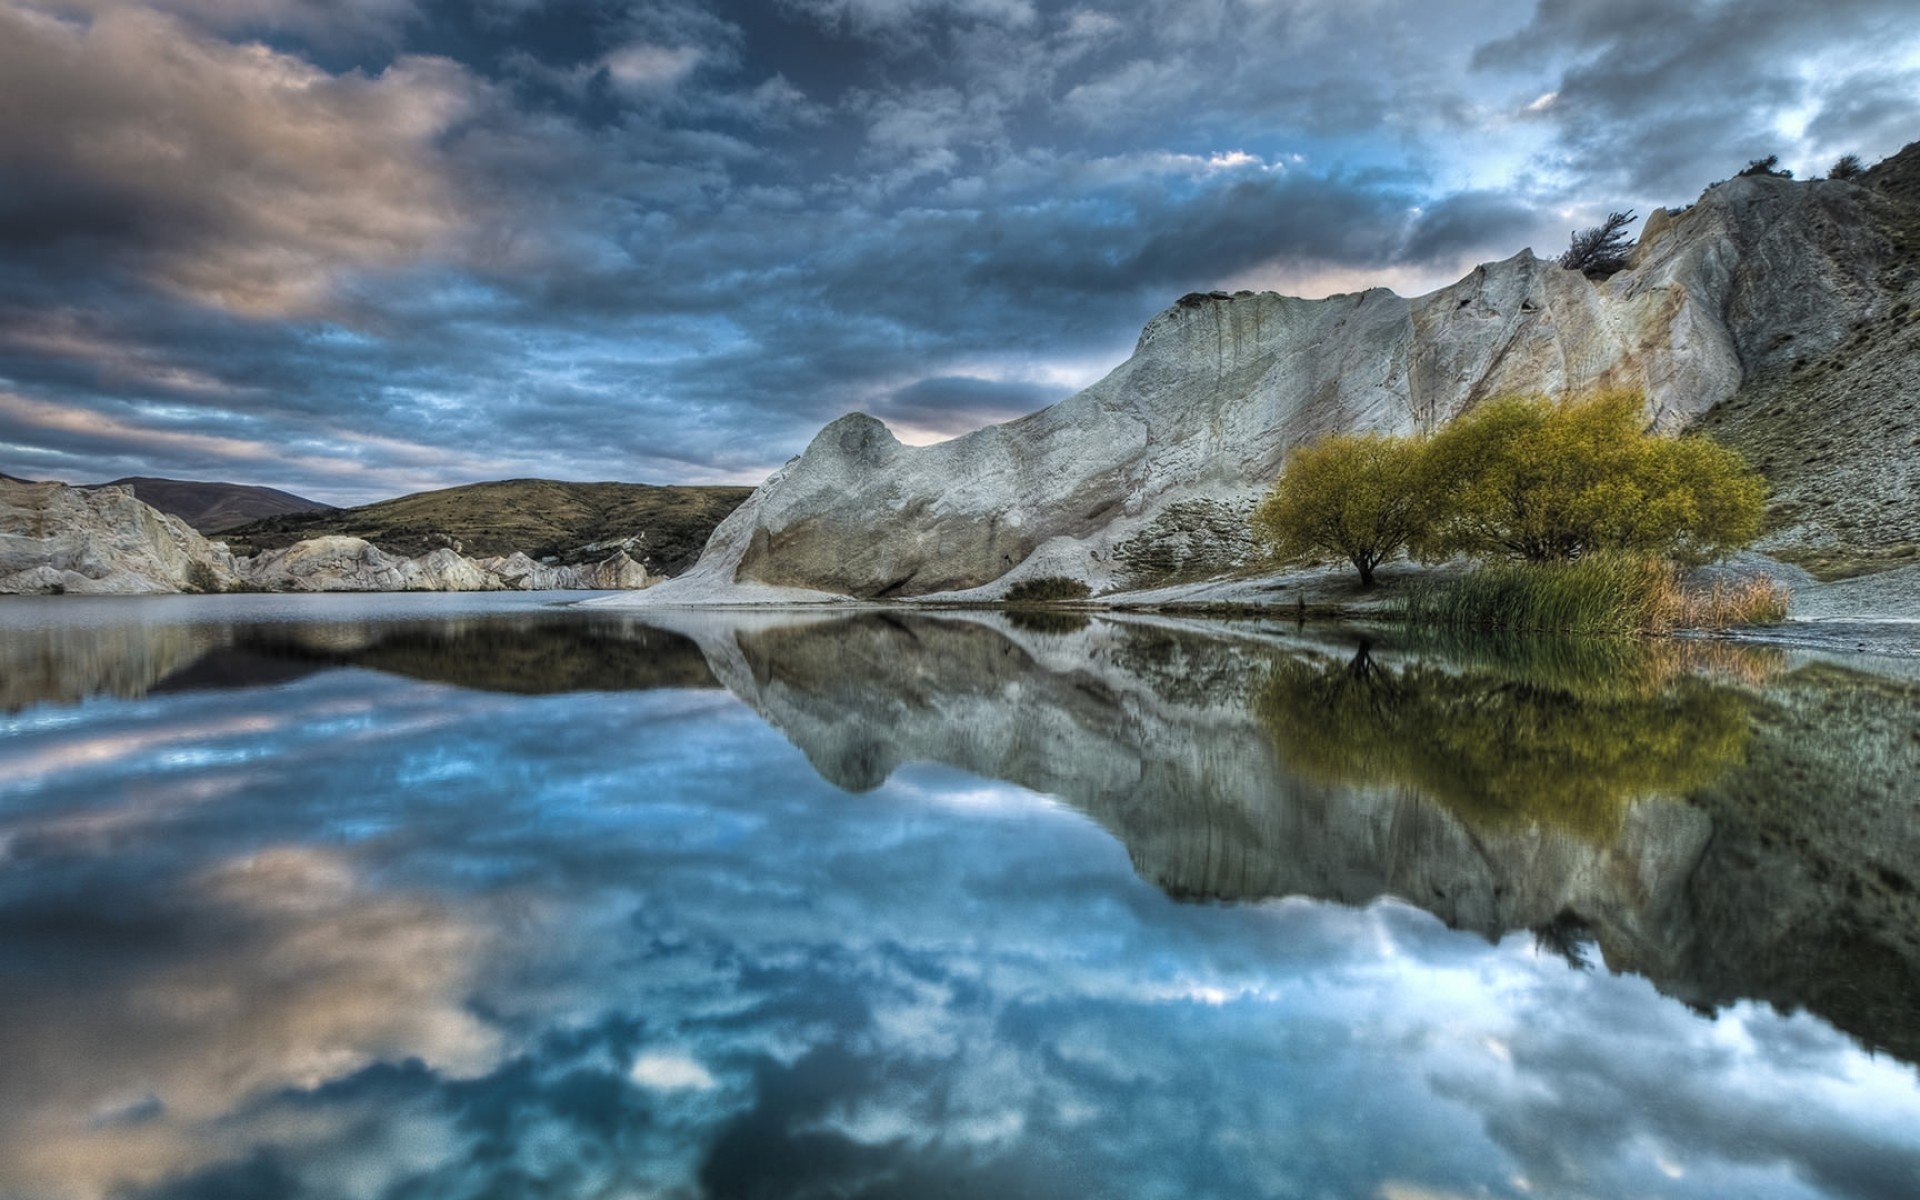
xmin=1418 ymin=391 xmax=1765 ymax=564
xmin=1251 ymin=432 xmax=1433 ymax=586
xmin=1003 ymin=576 xmax=1091 ymax=604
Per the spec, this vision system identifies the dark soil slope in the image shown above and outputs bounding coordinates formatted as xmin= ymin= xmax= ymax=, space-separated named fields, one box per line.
xmin=96 ymin=477 xmax=336 ymax=533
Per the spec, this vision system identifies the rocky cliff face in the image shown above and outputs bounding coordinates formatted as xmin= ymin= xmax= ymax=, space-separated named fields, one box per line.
xmin=640 ymin=143 xmax=1920 ymax=602
xmin=0 ymin=479 xmax=655 ymax=595
xmin=1 ymin=479 xmax=243 ymax=594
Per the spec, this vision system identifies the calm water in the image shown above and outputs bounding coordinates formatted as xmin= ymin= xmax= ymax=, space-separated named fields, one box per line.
xmin=1 ymin=593 xmax=1917 ymax=1200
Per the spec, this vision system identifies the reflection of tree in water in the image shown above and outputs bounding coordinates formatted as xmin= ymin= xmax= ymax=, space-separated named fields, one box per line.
xmin=1003 ymin=609 xmax=1091 ymax=636
xmin=1254 ymin=638 xmax=1758 ymax=841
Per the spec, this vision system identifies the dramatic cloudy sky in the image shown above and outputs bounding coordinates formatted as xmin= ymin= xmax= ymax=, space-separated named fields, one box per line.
xmin=1 ymin=0 xmax=1917 ymax=503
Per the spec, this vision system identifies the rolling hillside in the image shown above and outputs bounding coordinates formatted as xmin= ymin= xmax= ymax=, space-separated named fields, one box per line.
xmin=96 ymin=476 xmax=336 ymax=533
xmin=225 ymin=478 xmax=753 ymax=577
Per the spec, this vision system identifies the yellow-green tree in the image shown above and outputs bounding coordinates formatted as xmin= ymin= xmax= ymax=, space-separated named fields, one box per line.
xmin=1252 ymin=432 xmax=1429 ymax=586
xmin=1419 ymin=391 xmax=1764 ymax=563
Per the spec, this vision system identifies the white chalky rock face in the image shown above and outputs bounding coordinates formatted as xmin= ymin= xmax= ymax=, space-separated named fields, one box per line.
xmin=632 ymin=153 xmax=1915 ymax=604
xmin=0 ymin=481 xmax=661 ymax=594
xmin=0 ymin=480 xmax=241 ymax=594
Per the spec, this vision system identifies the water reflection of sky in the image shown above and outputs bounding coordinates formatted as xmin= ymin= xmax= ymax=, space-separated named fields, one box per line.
xmin=1 ymin=622 xmax=1918 ymax=1200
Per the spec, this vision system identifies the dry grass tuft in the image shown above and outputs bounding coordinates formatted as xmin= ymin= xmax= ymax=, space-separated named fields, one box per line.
xmin=1660 ymin=575 xmax=1793 ymax=630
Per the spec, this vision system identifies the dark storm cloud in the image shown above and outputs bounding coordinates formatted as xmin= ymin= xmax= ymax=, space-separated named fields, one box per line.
xmin=1 ymin=0 xmax=1917 ymax=501
xmin=1475 ymin=0 xmax=1920 ymax=196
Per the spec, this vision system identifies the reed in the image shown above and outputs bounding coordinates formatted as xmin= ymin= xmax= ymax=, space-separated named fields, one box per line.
xmin=1395 ymin=555 xmax=1790 ymax=635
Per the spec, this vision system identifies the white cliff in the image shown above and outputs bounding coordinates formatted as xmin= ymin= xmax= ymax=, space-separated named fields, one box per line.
xmin=0 ymin=480 xmax=656 ymax=595
xmin=1 ymin=479 xmax=241 ymax=595
xmin=607 ymin=145 xmax=1920 ymax=605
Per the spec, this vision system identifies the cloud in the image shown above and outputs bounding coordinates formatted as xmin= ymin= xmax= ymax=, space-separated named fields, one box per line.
xmin=1472 ymin=0 xmax=1920 ymax=192
xmin=0 ymin=3 xmax=493 ymax=318
xmin=0 ymin=843 xmax=499 ymax=1200
xmin=36 ymin=0 xmax=422 ymax=44
xmin=2 ymin=0 xmax=1917 ymax=503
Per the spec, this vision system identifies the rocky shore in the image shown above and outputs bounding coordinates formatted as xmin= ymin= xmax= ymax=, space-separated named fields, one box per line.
xmin=0 ymin=479 xmax=653 ymax=595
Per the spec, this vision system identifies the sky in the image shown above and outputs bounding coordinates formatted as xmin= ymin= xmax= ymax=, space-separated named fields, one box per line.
xmin=0 ymin=0 xmax=1917 ymax=505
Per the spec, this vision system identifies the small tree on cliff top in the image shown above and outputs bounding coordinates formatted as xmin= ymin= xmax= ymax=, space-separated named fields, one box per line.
xmin=1252 ymin=433 xmax=1430 ymax=587
xmin=1557 ymin=210 xmax=1637 ymax=279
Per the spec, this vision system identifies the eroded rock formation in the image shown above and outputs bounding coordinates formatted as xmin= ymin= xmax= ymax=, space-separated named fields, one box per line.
xmin=634 ymin=143 xmax=1920 ymax=602
xmin=1 ymin=479 xmax=242 ymax=595
xmin=0 ymin=479 xmax=656 ymax=595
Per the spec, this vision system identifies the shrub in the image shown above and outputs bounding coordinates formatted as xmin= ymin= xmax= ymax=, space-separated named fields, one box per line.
xmin=1557 ymin=209 xmax=1637 ymax=279
xmin=1003 ymin=576 xmax=1091 ymax=604
xmin=1828 ymin=153 xmax=1866 ymax=181
xmin=183 ymin=560 xmax=222 ymax=594
xmin=1738 ymin=154 xmax=1792 ymax=178
xmin=1251 ymin=432 xmax=1431 ymax=586
xmin=1418 ymin=391 xmax=1765 ymax=565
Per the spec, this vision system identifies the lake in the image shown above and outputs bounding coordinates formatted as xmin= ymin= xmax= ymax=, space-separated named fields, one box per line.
xmin=1 ymin=593 xmax=1917 ymax=1200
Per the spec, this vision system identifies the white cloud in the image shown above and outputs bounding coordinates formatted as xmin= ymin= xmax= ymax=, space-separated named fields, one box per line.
xmin=628 ymin=1052 xmax=719 ymax=1091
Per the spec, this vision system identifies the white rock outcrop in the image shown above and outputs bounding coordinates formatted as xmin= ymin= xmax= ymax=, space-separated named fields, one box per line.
xmin=1 ymin=479 xmax=241 ymax=594
xmin=0 ymin=480 xmax=657 ymax=595
xmin=612 ymin=149 xmax=1918 ymax=605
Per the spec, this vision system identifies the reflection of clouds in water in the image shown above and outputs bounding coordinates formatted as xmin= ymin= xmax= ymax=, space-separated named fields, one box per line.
xmin=1430 ymin=977 xmax=1920 ymax=1199
xmin=0 ymin=844 xmax=499 ymax=1200
xmin=0 ymin=678 xmax=1914 ymax=1200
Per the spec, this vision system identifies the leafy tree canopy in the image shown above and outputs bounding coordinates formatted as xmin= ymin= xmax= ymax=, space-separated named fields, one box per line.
xmin=1251 ymin=433 xmax=1430 ymax=586
xmin=1418 ymin=391 xmax=1765 ymax=564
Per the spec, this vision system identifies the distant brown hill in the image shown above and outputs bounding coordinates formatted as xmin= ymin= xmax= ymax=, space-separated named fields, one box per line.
xmin=94 ymin=476 xmax=335 ymax=533
xmin=225 ymin=478 xmax=753 ymax=577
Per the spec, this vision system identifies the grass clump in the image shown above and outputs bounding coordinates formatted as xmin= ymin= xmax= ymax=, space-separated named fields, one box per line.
xmin=1397 ymin=555 xmax=1790 ymax=634
xmin=1003 ymin=576 xmax=1091 ymax=605
xmin=1670 ymin=575 xmax=1792 ymax=628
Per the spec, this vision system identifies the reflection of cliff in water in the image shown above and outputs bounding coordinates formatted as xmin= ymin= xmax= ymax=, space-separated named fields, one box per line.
xmin=229 ymin=617 xmax=717 ymax=694
xmin=659 ymin=611 xmax=1920 ymax=1067
xmin=3 ymin=615 xmax=716 ymax=705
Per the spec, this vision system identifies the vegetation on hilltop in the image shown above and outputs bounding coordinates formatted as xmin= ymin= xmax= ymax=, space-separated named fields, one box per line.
xmin=1557 ymin=209 xmax=1638 ymax=279
xmin=226 ymin=478 xmax=752 ymax=577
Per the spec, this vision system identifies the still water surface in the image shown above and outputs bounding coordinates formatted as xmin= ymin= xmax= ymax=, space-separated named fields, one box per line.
xmin=1 ymin=593 xmax=1917 ymax=1200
